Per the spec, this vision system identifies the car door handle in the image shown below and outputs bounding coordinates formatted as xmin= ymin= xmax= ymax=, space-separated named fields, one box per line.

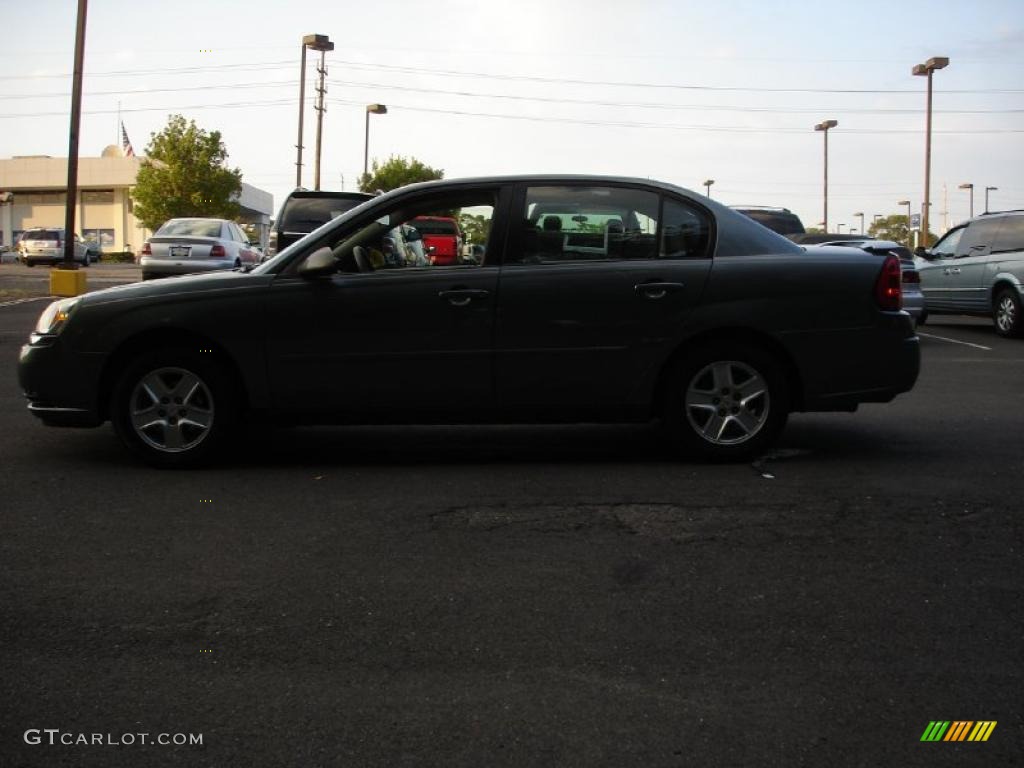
xmin=635 ymin=281 xmax=685 ymax=299
xmin=943 ymin=267 xmax=961 ymax=275
xmin=438 ymin=288 xmax=489 ymax=307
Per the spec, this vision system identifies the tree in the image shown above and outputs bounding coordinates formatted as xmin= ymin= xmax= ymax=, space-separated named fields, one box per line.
xmin=458 ymin=212 xmax=491 ymax=245
xmin=867 ymin=215 xmax=937 ymax=249
xmin=358 ymin=155 xmax=443 ymax=193
xmin=132 ymin=115 xmax=243 ymax=231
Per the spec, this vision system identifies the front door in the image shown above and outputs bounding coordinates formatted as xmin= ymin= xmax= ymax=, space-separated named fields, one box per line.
xmin=264 ymin=187 xmax=508 ymax=419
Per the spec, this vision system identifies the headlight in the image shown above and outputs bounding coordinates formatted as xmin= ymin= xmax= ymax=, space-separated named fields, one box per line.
xmin=34 ymin=298 xmax=80 ymax=336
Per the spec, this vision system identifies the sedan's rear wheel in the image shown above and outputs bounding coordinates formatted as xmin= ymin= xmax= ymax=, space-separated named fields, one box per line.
xmin=663 ymin=343 xmax=789 ymax=461
xmin=993 ymin=288 xmax=1022 ymax=337
xmin=111 ymin=349 xmax=238 ymax=468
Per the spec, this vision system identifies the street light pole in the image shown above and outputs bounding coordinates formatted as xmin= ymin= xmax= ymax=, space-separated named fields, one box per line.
xmin=898 ymin=199 xmax=913 ymax=249
xmin=958 ymin=182 xmax=974 ymax=219
xmin=985 ymin=186 xmax=997 ymax=213
xmin=364 ymin=103 xmax=388 ymax=179
xmin=913 ymin=56 xmax=949 ymax=248
xmin=814 ymin=119 xmax=838 ymax=232
xmin=854 ymin=212 xmax=865 ymax=235
xmin=703 ymin=179 xmax=714 ymax=198
xmin=296 ymin=34 xmax=333 ymax=190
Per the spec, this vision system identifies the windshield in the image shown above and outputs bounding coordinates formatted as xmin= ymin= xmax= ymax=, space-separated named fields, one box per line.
xmin=157 ymin=220 xmax=223 ymax=238
xmin=281 ymin=197 xmax=369 ymax=233
xmin=410 ymin=218 xmax=458 ymax=236
xmin=26 ymin=230 xmax=61 ymax=241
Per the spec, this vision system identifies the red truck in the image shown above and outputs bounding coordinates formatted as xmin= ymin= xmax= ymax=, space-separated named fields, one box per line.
xmin=411 ymin=216 xmax=462 ymax=266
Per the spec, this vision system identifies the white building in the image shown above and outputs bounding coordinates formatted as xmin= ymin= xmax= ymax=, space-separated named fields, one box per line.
xmin=0 ymin=145 xmax=273 ymax=251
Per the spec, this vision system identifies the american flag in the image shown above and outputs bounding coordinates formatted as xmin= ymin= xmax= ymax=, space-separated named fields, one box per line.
xmin=121 ymin=123 xmax=135 ymax=157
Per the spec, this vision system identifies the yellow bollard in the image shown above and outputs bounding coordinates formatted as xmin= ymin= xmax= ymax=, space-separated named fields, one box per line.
xmin=49 ymin=267 xmax=88 ymax=297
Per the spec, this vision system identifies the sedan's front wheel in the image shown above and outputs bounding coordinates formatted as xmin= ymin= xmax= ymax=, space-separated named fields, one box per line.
xmin=663 ymin=343 xmax=789 ymax=461
xmin=111 ymin=349 xmax=238 ymax=468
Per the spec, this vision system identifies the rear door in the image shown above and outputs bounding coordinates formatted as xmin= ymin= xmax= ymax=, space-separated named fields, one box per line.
xmin=494 ymin=183 xmax=713 ymax=414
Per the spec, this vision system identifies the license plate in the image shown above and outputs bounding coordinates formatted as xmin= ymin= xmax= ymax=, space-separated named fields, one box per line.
xmin=169 ymin=245 xmax=190 ymax=258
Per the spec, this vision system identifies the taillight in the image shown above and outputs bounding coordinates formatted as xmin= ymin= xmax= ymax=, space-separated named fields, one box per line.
xmin=874 ymin=254 xmax=902 ymax=311
xmin=209 ymin=245 xmax=227 ymax=258
xmin=902 ymin=269 xmax=920 ymax=284
xmin=141 ymin=242 xmax=152 ymax=255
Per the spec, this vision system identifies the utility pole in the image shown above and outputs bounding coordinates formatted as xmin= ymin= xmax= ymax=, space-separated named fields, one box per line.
xmin=313 ymin=49 xmax=328 ymax=191
xmin=63 ymin=0 xmax=88 ymax=268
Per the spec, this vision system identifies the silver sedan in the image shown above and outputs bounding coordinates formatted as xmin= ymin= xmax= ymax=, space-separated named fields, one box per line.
xmin=140 ymin=218 xmax=261 ymax=281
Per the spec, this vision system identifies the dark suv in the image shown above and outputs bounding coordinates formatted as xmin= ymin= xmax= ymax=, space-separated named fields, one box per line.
xmin=916 ymin=210 xmax=1024 ymax=336
xmin=265 ymin=190 xmax=372 ymax=259
xmin=731 ymin=206 xmax=806 ymax=240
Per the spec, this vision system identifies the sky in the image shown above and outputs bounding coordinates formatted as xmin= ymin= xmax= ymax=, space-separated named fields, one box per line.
xmin=1 ymin=0 xmax=1022 ymax=234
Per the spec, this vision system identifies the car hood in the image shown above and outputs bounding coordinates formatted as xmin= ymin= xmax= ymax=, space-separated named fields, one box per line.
xmin=78 ymin=269 xmax=271 ymax=308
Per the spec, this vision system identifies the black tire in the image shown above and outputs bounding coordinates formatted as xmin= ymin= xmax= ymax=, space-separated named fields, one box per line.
xmin=25 ymin=261 xmax=35 ymax=268
xmin=917 ymin=311 xmax=927 ymax=326
xmin=993 ymin=288 xmax=1022 ymax=338
xmin=662 ymin=342 xmax=789 ymax=461
xmin=110 ymin=348 xmax=239 ymax=468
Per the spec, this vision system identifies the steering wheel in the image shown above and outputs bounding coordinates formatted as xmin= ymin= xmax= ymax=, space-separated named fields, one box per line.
xmin=352 ymin=246 xmax=375 ymax=273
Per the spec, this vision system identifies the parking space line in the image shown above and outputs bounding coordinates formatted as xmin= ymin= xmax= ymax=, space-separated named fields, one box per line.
xmin=0 ymin=296 xmax=52 ymax=308
xmin=917 ymin=331 xmax=992 ymax=351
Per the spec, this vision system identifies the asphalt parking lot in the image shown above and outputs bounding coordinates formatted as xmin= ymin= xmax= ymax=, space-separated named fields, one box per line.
xmin=0 ymin=283 xmax=1020 ymax=766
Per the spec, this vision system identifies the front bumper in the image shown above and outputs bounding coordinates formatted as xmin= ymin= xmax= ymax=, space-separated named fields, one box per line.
xmin=19 ymin=340 xmax=105 ymax=427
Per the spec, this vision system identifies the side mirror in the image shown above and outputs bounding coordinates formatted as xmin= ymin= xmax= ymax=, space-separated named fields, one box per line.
xmin=914 ymin=246 xmax=931 ymax=259
xmin=298 ymin=246 xmax=338 ymax=278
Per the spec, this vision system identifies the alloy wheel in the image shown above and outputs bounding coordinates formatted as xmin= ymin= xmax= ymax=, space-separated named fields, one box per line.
xmin=685 ymin=360 xmax=770 ymax=445
xmin=128 ymin=367 xmax=215 ymax=453
xmin=996 ymin=295 xmax=1017 ymax=334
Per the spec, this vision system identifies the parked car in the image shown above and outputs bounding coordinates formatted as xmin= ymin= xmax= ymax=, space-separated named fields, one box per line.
xmin=411 ymin=215 xmax=462 ymax=265
xmin=818 ymin=239 xmax=925 ymax=324
xmin=915 ymin=210 xmax=1024 ymax=336
xmin=265 ymin=189 xmax=373 ymax=260
xmin=19 ymin=175 xmax=919 ymax=468
xmin=18 ymin=228 xmax=90 ymax=267
xmin=795 ymin=232 xmax=870 ymax=245
xmin=139 ymin=218 xmax=261 ymax=281
xmin=81 ymin=237 xmax=102 ymax=263
xmin=731 ymin=206 xmax=806 ymax=241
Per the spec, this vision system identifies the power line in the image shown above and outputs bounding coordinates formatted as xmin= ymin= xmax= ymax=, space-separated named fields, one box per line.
xmin=3 ymin=56 xmax=1022 ymax=96
xmin=327 ymin=78 xmax=1024 ymax=115
xmin=329 ymin=98 xmax=1024 ymax=134
xmin=3 ymin=96 xmax=1020 ymax=135
xmin=4 ymin=74 xmax=1022 ymax=117
xmin=333 ymin=59 xmax=1024 ymax=95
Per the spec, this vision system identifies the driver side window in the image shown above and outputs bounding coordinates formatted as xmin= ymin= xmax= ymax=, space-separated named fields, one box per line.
xmin=323 ymin=191 xmax=497 ymax=273
xmin=932 ymin=227 xmax=963 ymax=259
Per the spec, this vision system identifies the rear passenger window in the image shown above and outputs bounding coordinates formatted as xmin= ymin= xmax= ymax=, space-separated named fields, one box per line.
xmin=515 ymin=186 xmax=660 ymax=263
xmin=991 ymin=216 xmax=1024 ymax=254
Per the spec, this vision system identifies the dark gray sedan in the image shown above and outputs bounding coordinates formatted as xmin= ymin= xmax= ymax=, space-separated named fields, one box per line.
xmin=19 ymin=175 xmax=919 ymax=467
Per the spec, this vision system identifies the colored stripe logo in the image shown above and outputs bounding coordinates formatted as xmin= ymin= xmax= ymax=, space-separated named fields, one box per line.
xmin=920 ymin=721 xmax=996 ymax=742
